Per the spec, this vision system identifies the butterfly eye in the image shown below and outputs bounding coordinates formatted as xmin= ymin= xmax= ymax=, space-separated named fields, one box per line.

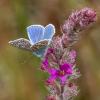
xmin=27 ymin=25 xmax=44 ymax=45
xmin=43 ymin=24 xmax=55 ymax=40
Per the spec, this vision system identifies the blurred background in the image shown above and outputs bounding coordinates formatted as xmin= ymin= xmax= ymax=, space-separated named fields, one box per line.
xmin=0 ymin=0 xmax=100 ymax=100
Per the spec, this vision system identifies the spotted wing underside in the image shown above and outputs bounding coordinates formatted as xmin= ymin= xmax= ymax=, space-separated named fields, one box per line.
xmin=31 ymin=40 xmax=49 ymax=57
xmin=30 ymin=40 xmax=48 ymax=51
xmin=8 ymin=38 xmax=49 ymax=52
xmin=8 ymin=38 xmax=32 ymax=51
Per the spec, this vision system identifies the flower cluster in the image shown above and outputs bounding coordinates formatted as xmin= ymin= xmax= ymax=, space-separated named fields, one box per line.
xmin=61 ymin=7 xmax=96 ymax=47
xmin=40 ymin=7 xmax=96 ymax=100
xmin=41 ymin=47 xmax=78 ymax=85
xmin=41 ymin=38 xmax=80 ymax=100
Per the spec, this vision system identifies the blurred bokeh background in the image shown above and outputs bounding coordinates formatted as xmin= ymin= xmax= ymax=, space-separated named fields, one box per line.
xmin=0 ymin=0 xmax=100 ymax=100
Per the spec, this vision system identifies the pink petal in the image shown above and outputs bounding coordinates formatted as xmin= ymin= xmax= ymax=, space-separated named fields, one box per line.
xmin=60 ymin=75 xmax=67 ymax=84
xmin=48 ymin=68 xmax=57 ymax=75
xmin=47 ymin=75 xmax=57 ymax=84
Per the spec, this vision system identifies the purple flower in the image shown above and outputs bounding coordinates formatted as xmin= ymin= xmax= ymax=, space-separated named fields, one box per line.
xmin=46 ymin=63 xmax=73 ymax=84
xmin=44 ymin=48 xmax=55 ymax=61
xmin=46 ymin=95 xmax=56 ymax=100
xmin=46 ymin=48 xmax=54 ymax=55
xmin=69 ymin=50 xmax=76 ymax=59
xmin=60 ymin=49 xmax=76 ymax=65
xmin=68 ymin=50 xmax=76 ymax=64
xmin=61 ymin=8 xmax=96 ymax=47
xmin=40 ymin=7 xmax=96 ymax=99
xmin=62 ymin=7 xmax=96 ymax=34
xmin=41 ymin=59 xmax=49 ymax=71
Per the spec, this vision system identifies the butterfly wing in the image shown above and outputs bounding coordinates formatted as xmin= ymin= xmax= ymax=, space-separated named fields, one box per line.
xmin=31 ymin=40 xmax=48 ymax=57
xmin=43 ymin=24 xmax=55 ymax=42
xmin=8 ymin=38 xmax=32 ymax=51
xmin=27 ymin=25 xmax=44 ymax=45
xmin=31 ymin=40 xmax=48 ymax=51
xmin=33 ymin=46 xmax=47 ymax=57
xmin=31 ymin=24 xmax=55 ymax=57
xmin=9 ymin=24 xmax=55 ymax=58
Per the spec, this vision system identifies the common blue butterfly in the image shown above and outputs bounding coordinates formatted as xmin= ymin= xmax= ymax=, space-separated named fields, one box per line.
xmin=9 ymin=24 xmax=55 ymax=57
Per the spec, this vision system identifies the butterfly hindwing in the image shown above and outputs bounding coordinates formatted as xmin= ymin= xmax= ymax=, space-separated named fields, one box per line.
xmin=27 ymin=25 xmax=44 ymax=45
xmin=31 ymin=40 xmax=49 ymax=57
xmin=33 ymin=46 xmax=47 ymax=57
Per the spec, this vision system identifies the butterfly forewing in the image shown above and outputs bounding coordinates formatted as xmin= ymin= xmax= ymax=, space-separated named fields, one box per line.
xmin=43 ymin=24 xmax=55 ymax=40
xmin=27 ymin=25 xmax=44 ymax=45
xmin=8 ymin=38 xmax=32 ymax=51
